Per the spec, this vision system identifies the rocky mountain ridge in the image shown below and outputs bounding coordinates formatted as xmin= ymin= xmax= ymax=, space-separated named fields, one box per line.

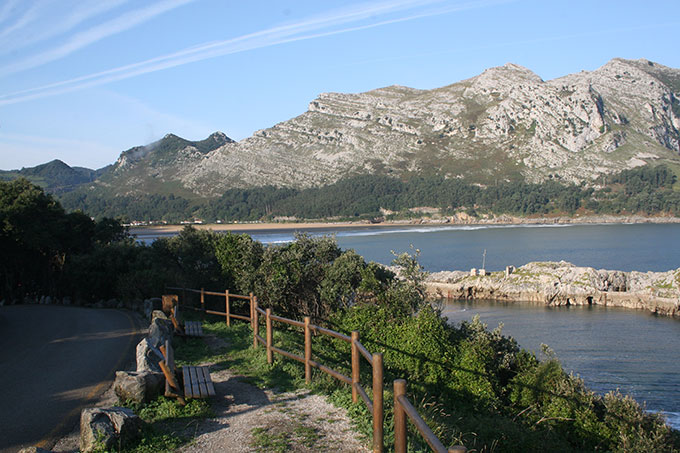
xmin=6 ymin=58 xmax=680 ymax=200
xmin=164 ymin=58 xmax=680 ymax=197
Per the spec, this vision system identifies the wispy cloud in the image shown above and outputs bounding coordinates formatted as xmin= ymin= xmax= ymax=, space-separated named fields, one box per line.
xmin=0 ymin=0 xmax=132 ymax=56
xmin=0 ymin=0 xmax=22 ymax=26
xmin=0 ymin=0 xmax=509 ymax=105
xmin=0 ymin=0 xmax=196 ymax=76
xmin=0 ymin=1 xmax=42 ymax=41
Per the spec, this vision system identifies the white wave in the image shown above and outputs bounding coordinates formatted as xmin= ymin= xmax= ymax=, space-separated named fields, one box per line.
xmin=332 ymin=223 xmax=575 ymax=239
xmin=658 ymin=411 xmax=680 ymax=430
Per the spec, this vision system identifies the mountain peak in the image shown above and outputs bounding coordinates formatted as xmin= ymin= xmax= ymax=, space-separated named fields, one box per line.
xmin=482 ymin=62 xmax=543 ymax=82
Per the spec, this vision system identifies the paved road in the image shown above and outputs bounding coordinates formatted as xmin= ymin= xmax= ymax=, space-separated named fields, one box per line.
xmin=0 ymin=305 xmax=142 ymax=452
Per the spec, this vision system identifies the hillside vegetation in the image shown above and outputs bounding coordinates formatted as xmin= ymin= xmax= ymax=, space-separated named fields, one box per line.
xmin=59 ymin=164 xmax=680 ymax=222
xmin=2 ymin=179 xmax=678 ymax=452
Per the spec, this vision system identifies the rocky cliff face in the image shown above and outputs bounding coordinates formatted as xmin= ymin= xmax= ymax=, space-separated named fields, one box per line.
xmin=426 ymin=261 xmax=680 ymax=318
xmin=94 ymin=58 xmax=680 ymax=198
xmin=94 ymin=132 xmax=234 ymax=197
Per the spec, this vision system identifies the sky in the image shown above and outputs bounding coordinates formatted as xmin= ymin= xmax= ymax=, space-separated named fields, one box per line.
xmin=1 ymin=0 xmax=679 ymax=170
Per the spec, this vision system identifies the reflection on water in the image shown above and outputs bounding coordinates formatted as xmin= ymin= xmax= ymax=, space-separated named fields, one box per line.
xmin=441 ymin=299 xmax=680 ymax=429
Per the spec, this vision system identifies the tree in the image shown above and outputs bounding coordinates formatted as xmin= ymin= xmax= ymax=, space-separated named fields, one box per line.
xmin=0 ymin=179 xmax=96 ymax=300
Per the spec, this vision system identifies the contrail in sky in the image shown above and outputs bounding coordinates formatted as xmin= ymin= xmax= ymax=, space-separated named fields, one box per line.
xmin=0 ymin=0 xmax=196 ymax=76
xmin=0 ymin=0 xmax=132 ymax=56
xmin=0 ymin=0 xmax=509 ymax=106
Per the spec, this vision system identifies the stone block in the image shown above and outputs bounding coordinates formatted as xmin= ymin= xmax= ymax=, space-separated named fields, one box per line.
xmin=114 ymin=370 xmax=164 ymax=404
xmin=136 ymin=337 xmax=165 ymax=373
xmin=80 ymin=407 xmax=142 ymax=453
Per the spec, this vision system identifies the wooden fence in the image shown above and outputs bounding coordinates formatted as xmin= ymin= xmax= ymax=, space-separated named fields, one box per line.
xmin=167 ymin=287 xmax=465 ymax=453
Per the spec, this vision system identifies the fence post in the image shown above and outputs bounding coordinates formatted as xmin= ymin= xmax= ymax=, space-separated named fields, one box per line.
xmin=253 ymin=299 xmax=259 ymax=349
xmin=266 ymin=308 xmax=273 ymax=364
xmin=304 ymin=316 xmax=311 ymax=384
xmin=351 ymin=331 xmax=360 ymax=403
xmin=225 ymin=290 xmax=230 ymax=326
xmin=200 ymin=287 xmax=205 ymax=320
xmin=249 ymin=292 xmax=254 ymax=329
xmin=373 ymin=353 xmax=384 ymax=453
xmin=394 ymin=379 xmax=407 ymax=453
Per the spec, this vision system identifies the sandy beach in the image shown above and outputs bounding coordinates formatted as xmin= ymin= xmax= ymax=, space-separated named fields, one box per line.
xmin=129 ymin=221 xmax=389 ymax=236
xmin=129 ymin=214 xmax=680 ymax=236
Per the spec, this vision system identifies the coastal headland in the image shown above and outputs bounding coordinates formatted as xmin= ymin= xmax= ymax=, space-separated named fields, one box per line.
xmin=427 ymin=261 xmax=680 ymax=318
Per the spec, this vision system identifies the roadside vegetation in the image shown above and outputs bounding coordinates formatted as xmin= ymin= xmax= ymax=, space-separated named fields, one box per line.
xmin=58 ymin=164 xmax=680 ymax=222
xmin=2 ymin=179 xmax=679 ymax=451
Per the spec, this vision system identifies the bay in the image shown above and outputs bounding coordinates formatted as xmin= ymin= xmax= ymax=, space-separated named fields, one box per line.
xmin=247 ymin=222 xmax=680 ymax=272
xmin=441 ymin=299 xmax=680 ymax=430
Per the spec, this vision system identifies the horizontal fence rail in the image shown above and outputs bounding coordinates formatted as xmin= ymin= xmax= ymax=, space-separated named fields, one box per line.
xmin=167 ymin=286 xmax=463 ymax=453
xmin=166 ymin=286 xmax=256 ymax=330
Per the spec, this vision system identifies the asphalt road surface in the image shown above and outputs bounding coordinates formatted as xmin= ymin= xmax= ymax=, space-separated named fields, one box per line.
xmin=0 ymin=305 xmax=141 ymax=452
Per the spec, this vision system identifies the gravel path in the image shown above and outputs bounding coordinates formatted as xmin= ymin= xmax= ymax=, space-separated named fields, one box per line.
xmin=178 ymin=367 xmax=370 ymax=452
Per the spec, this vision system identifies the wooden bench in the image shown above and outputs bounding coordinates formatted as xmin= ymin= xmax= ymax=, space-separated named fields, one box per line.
xmin=169 ymin=305 xmax=204 ymax=337
xmin=159 ymin=339 xmax=215 ymax=402
xmin=184 ymin=320 xmax=204 ymax=337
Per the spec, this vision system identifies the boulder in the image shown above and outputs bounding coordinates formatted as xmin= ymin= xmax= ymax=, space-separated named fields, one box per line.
xmin=18 ymin=447 xmax=53 ymax=453
xmin=148 ymin=314 xmax=173 ymax=349
xmin=114 ymin=370 xmax=164 ymax=404
xmin=151 ymin=309 xmax=169 ymax=322
xmin=136 ymin=337 xmax=165 ymax=373
xmin=80 ymin=407 xmax=142 ymax=453
xmin=144 ymin=298 xmax=162 ymax=320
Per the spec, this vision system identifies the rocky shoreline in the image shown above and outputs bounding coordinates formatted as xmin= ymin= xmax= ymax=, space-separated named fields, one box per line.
xmin=426 ymin=261 xmax=680 ymax=318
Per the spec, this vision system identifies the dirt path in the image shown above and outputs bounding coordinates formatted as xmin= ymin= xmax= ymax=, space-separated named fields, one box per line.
xmin=178 ymin=367 xmax=370 ymax=452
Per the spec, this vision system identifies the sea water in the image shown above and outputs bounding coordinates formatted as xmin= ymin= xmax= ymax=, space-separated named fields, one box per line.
xmin=243 ymin=222 xmax=680 ymax=272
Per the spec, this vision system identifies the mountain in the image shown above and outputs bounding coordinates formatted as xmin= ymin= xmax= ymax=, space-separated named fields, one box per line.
xmin=12 ymin=58 xmax=680 ymax=203
xmin=0 ymin=159 xmax=109 ymax=193
xmin=91 ymin=58 xmax=678 ymax=198
xmin=90 ymin=131 xmax=234 ymax=198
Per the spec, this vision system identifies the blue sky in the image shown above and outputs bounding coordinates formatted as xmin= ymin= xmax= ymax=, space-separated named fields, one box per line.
xmin=1 ymin=0 xmax=679 ymax=170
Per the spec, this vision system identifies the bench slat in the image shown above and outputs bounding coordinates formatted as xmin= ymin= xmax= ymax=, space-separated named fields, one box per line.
xmin=182 ymin=367 xmax=192 ymax=398
xmin=184 ymin=321 xmax=204 ymax=337
xmin=202 ymin=366 xmax=216 ymax=396
xmin=189 ymin=366 xmax=200 ymax=398
xmin=198 ymin=375 xmax=209 ymax=397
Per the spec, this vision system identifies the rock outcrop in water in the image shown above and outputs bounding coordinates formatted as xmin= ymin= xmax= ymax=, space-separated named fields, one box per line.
xmin=427 ymin=261 xmax=680 ymax=317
